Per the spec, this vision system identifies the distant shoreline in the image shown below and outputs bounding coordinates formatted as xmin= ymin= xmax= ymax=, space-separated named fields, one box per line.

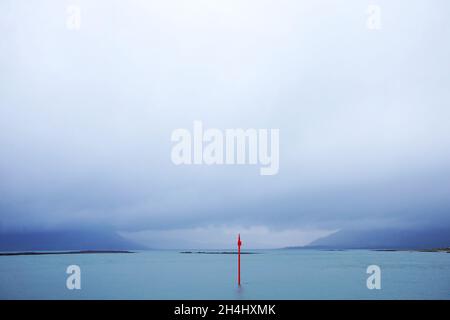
xmin=374 ymin=248 xmax=450 ymax=253
xmin=2 ymin=248 xmax=449 ymax=256
xmin=0 ymin=250 xmax=134 ymax=256
xmin=180 ymin=251 xmax=259 ymax=255
xmin=285 ymin=247 xmax=450 ymax=253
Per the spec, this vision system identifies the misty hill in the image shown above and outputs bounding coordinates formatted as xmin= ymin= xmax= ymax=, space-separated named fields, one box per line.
xmin=301 ymin=227 xmax=450 ymax=250
xmin=0 ymin=230 xmax=147 ymax=252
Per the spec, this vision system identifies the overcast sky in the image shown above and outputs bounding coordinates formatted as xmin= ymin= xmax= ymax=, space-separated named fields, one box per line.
xmin=1 ymin=0 xmax=450 ymax=248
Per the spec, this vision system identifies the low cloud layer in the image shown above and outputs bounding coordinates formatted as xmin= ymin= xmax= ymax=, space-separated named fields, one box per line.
xmin=120 ymin=226 xmax=336 ymax=249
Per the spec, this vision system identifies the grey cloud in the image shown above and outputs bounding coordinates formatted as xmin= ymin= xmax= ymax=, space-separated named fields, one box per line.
xmin=1 ymin=0 xmax=449 ymax=247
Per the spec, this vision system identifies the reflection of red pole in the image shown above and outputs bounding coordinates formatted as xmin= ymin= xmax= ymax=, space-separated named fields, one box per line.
xmin=238 ymin=234 xmax=242 ymax=286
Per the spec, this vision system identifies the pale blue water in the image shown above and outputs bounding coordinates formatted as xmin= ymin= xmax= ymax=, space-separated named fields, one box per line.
xmin=1 ymin=250 xmax=449 ymax=299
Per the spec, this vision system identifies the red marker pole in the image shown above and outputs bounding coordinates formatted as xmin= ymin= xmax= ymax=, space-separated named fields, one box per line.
xmin=238 ymin=234 xmax=242 ymax=286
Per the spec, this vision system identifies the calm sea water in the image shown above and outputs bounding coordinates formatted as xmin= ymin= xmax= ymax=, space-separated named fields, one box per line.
xmin=0 ymin=250 xmax=449 ymax=299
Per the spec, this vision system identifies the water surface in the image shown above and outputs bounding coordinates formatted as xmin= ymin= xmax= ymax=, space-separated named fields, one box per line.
xmin=1 ymin=249 xmax=449 ymax=299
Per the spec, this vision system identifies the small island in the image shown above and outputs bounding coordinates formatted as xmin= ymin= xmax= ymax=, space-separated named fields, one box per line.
xmin=180 ymin=251 xmax=259 ymax=254
xmin=417 ymin=247 xmax=450 ymax=253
